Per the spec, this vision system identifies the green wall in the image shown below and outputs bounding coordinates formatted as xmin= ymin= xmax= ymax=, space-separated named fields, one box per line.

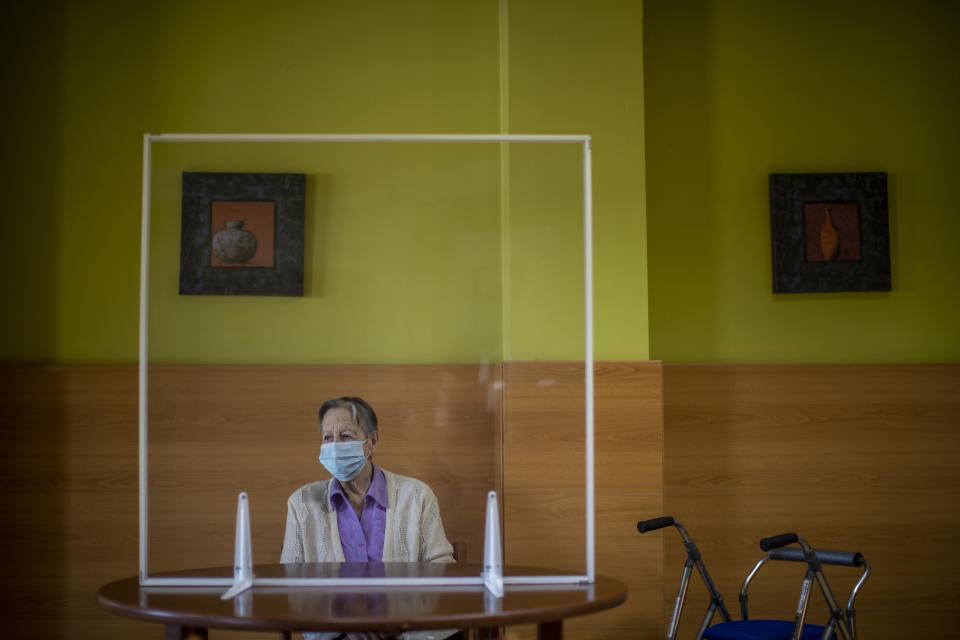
xmin=645 ymin=0 xmax=960 ymax=363
xmin=10 ymin=0 xmax=957 ymax=366
xmin=147 ymin=142 xmax=506 ymax=364
xmin=1 ymin=0 xmax=648 ymax=364
xmin=507 ymin=1 xmax=648 ymax=361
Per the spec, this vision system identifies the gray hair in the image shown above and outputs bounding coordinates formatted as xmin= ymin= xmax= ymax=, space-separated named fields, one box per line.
xmin=318 ymin=396 xmax=379 ymax=436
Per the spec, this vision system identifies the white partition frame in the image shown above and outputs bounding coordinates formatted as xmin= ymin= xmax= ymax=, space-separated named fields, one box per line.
xmin=139 ymin=133 xmax=594 ymax=588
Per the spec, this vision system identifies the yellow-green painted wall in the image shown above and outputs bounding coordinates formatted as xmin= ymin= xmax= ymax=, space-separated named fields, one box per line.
xmin=1 ymin=0 xmax=648 ymax=364
xmin=507 ymin=1 xmax=648 ymax=361
xmin=645 ymin=0 xmax=960 ymax=363
xmin=147 ymin=142 xmax=506 ymax=364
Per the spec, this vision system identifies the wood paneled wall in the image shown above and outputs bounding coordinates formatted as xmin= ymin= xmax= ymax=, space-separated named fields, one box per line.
xmin=663 ymin=364 xmax=960 ymax=640
xmin=502 ymin=361 xmax=664 ymax=640
xmin=145 ymin=364 xmax=499 ymax=574
xmin=0 ymin=366 xmax=140 ymax=639
xmin=0 ymin=362 xmax=664 ymax=640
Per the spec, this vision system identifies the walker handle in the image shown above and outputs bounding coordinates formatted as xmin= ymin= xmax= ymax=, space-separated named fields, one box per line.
xmin=760 ymin=533 xmax=798 ymax=551
xmin=637 ymin=516 xmax=675 ymax=533
xmin=770 ymin=547 xmax=864 ymax=567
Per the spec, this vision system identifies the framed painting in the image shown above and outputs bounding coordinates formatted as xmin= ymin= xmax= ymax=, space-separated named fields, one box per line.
xmin=769 ymin=172 xmax=891 ymax=293
xmin=179 ymin=172 xmax=305 ymax=296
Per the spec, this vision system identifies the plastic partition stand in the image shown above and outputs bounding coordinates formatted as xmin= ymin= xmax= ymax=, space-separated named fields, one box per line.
xmin=482 ymin=490 xmax=504 ymax=598
xmin=222 ymin=492 xmax=255 ymax=600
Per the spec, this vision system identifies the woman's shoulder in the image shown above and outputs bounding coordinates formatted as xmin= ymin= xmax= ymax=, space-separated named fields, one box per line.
xmin=287 ymin=479 xmax=333 ymax=509
xmin=381 ymin=468 xmax=428 ymax=487
xmin=381 ymin=469 xmax=437 ymax=499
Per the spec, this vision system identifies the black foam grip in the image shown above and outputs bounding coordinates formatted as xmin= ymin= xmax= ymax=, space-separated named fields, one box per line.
xmin=637 ymin=516 xmax=675 ymax=533
xmin=767 ymin=548 xmax=805 ymax=562
xmin=760 ymin=533 xmax=798 ymax=551
xmin=769 ymin=548 xmax=863 ymax=567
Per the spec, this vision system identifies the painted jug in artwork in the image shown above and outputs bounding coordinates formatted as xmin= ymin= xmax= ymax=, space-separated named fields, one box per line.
xmin=212 ymin=220 xmax=258 ymax=264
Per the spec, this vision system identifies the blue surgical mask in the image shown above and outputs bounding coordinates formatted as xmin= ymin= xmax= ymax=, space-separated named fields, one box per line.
xmin=318 ymin=440 xmax=369 ymax=482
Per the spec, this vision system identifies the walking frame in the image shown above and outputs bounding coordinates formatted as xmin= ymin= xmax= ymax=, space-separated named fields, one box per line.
xmin=638 ymin=517 xmax=870 ymax=640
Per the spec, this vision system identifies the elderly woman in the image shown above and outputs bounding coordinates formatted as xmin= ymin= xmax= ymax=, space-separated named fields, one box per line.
xmin=281 ymin=395 xmax=455 ymax=565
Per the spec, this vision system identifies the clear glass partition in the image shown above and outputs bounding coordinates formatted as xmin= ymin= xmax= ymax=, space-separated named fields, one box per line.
xmin=140 ymin=134 xmax=592 ymax=588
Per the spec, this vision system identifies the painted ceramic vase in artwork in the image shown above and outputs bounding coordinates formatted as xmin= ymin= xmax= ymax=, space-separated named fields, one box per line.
xmin=212 ymin=220 xmax=258 ymax=263
xmin=820 ymin=208 xmax=840 ymax=261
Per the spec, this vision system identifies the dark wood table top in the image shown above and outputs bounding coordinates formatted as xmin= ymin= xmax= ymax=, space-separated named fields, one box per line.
xmin=97 ymin=563 xmax=628 ymax=633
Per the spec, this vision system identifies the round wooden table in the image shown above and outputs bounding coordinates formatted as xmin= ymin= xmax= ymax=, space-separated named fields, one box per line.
xmin=97 ymin=563 xmax=628 ymax=639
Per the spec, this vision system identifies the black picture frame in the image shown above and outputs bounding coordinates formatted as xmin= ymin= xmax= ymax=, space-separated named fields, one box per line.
xmin=769 ymin=172 xmax=891 ymax=293
xmin=179 ymin=172 xmax=305 ymax=296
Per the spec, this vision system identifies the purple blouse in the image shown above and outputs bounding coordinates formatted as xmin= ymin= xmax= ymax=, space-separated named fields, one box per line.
xmin=329 ymin=463 xmax=387 ymax=561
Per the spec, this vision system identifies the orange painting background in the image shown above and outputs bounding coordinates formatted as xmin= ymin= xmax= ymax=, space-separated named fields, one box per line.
xmin=210 ymin=201 xmax=275 ymax=267
xmin=803 ymin=201 xmax=862 ymax=262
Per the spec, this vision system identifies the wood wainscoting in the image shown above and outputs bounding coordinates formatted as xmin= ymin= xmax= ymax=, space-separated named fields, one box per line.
xmin=0 ymin=362 xmax=664 ymax=640
xmin=502 ymin=361 xmax=664 ymax=640
xmin=663 ymin=364 xmax=960 ymax=640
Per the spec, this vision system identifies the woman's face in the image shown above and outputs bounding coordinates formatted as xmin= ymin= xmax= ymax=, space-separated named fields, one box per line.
xmin=320 ymin=407 xmax=378 ymax=456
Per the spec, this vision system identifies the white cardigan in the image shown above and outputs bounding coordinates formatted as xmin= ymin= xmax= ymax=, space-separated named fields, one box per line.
xmin=281 ymin=468 xmax=455 ymax=564
xmin=281 ymin=469 xmax=457 ymax=640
